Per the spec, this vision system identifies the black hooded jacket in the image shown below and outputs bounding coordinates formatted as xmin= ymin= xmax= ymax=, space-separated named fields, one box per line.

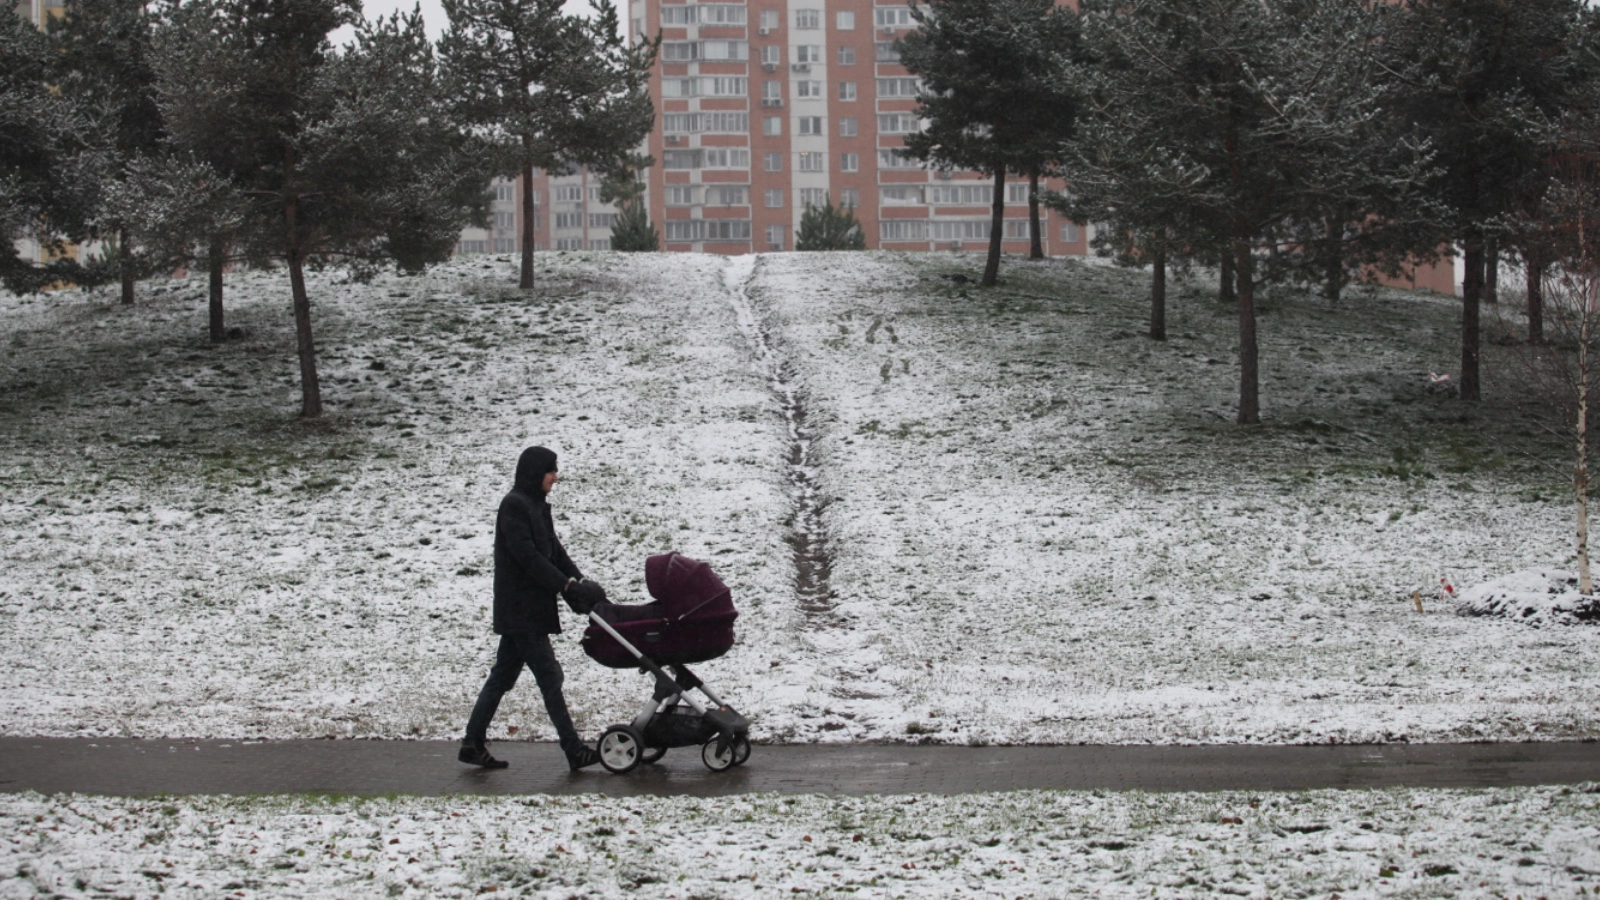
xmin=492 ymin=446 xmax=583 ymax=635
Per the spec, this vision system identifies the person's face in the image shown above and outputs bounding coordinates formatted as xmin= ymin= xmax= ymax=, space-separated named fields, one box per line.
xmin=542 ymin=469 xmax=558 ymax=493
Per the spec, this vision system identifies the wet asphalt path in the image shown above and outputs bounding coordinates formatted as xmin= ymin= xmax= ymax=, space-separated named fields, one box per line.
xmin=1 ymin=738 xmax=1596 ymax=798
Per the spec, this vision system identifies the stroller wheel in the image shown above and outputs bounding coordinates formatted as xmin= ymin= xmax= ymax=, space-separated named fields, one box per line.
xmin=598 ymin=725 xmax=644 ymax=774
xmin=701 ymin=737 xmax=736 ymax=772
xmin=730 ymin=735 xmax=751 ymax=767
xmin=640 ymin=745 xmax=667 ymax=765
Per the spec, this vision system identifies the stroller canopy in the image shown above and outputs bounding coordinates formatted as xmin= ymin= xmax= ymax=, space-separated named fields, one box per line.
xmin=646 ymin=551 xmax=735 ymax=621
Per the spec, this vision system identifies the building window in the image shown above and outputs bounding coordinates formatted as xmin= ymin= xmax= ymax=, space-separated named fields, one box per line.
xmin=493 ymin=211 xmax=515 ymax=229
xmin=766 ymin=224 xmax=784 ymax=249
xmin=705 ymin=112 xmax=748 ymax=132
xmin=1007 ymin=183 xmax=1031 ymax=204
xmin=878 ymin=113 xmax=919 ymax=134
xmin=799 ymin=187 xmax=828 ymax=207
xmin=493 ymin=182 xmax=515 ymax=202
xmin=874 ymin=7 xmax=913 ymax=28
xmin=701 ymin=4 xmax=746 ymax=24
xmin=765 ymin=188 xmax=784 ymax=208
xmin=588 ymin=238 xmax=611 ymax=250
xmin=796 ymin=80 xmax=823 ymax=98
xmin=663 ymin=78 xmax=698 ymax=98
xmin=661 ymin=5 xmax=693 ymax=24
xmin=589 ymin=213 xmax=618 ymax=228
xmin=876 ymin=77 xmax=920 ymax=97
xmin=703 ymin=147 xmax=751 ymax=168
xmin=795 ymin=44 xmax=821 ymax=63
xmin=663 ymin=149 xmax=699 ymax=169
xmin=840 ymin=188 xmax=860 ymax=208
xmin=666 ymin=185 xmax=699 ymax=205
xmin=1060 ymin=222 xmax=1080 ymax=243
xmin=706 ymin=185 xmax=749 ymax=206
xmin=880 ymin=220 xmax=927 ymax=241
xmin=798 ymin=116 xmax=823 ymax=135
xmin=840 ymin=152 xmax=859 ymax=173
xmin=798 ymin=151 xmax=824 ymax=172
xmin=877 ymin=148 xmax=921 ymax=169
xmin=764 ymin=151 xmax=783 ymax=172
xmin=837 ymin=45 xmax=855 ymax=65
xmin=838 ymin=81 xmax=857 ymax=101
xmin=763 ymin=80 xmax=782 ymax=101
xmin=493 ymin=238 xmax=515 ymax=253
xmin=760 ymin=9 xmax=778 ymax=30
xmin=555 ymin=185 xmax=584 ymax=202
xmin=705 ymin=219 xmax=753 ymax=240
xmin=760 ymin=44 xmax=780 ymax=65
xmin=662 ymin=42 xmax=698 ymax=62
xmin=1003 ymin=219 xmax=1030 ymax=239
xmin=555 ymin=237 xmax=583 ymax=250
xmin=664 ymin=113 xmax=696 ymax=134
xmin=707 ymin=77 xmax=748 ymax=96
xmin=881 ymin=185 xmax=924 ymax=205
xmin=840 ymin=116 xmax=857 ymax=137
xmin=554 ymin=212 xmax=583 ymax=228
xmin=458 ymin=239 xmax=487 ymax=254
xmin=795 ymin=8 xmax=819 ymax=29
xmin=764 ymin=116 xmax=782 ymax=136
xmin=836 ymin=10 xmax=854 ymax=30
xmin=875 ymin=42 xmax=900 ymax=63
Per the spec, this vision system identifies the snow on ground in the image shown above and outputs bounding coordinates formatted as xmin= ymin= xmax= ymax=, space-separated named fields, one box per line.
xmin=5 ymin=785 xmax=1599 ymax=898
xmin=1 ymin=250 xmax=1596 ymax=745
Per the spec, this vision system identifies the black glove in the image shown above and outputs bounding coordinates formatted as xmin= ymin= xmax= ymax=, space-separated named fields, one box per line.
xmin=564 ymin=579 xmax=606 ymax=614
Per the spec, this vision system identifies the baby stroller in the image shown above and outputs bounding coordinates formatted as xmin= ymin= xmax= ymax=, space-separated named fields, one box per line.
xmin=581 ymin=551 xmax=751 ymax=774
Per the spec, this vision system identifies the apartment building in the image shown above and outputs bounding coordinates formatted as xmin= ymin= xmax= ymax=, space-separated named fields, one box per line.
xmin=455 ymin=172 xmax=625 ymax=256
xmin=624 ymin=0 xmax=1088 ymax=256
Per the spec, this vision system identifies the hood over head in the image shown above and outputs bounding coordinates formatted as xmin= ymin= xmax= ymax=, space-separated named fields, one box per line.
xmin=514 ymin=446 xmax=558 ymax=496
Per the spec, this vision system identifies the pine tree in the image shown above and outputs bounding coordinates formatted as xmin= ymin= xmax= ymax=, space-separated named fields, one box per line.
xmin=610 ymin=195 xmax=658 ymax=252
xmin=897 ymin=0 xmax=1078 ymax=286
xmin=0 ymin=13 xmax=102 ymax=294
xmin=1379 ymin=0 xmax=1591 ymax=402
xmin=49 ymin=0 xmax=165 ymax=306
xmin=1064 ymin=0 xmax=1437 ymax=425
xmin=796 ymin=198 xmax=866 ymax=251
xmin=153 ymin=0 xmax=489 ymax=417
xmin=440 ymin=0 xmax=656 ymax=289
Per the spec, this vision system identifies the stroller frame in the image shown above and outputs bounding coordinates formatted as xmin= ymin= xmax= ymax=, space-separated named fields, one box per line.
xmin=587 ymin=611 xmax=751 ymax=774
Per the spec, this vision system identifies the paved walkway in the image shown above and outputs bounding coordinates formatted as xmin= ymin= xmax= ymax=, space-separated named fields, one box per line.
xmin=2 ymin=738 xmax=1597 ymax=798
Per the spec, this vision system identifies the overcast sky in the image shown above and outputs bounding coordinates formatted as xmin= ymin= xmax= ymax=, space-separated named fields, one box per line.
xmin=357 ymin=0 xmax=611 ymax=40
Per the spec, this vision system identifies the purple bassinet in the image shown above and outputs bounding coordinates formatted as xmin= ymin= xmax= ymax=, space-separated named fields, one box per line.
xmin=581 ymin=552 xmax=738 ymax=669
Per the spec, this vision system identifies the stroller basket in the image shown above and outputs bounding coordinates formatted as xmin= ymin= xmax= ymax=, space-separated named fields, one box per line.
xmin=581 ymin=551 xmax=738 ymax=668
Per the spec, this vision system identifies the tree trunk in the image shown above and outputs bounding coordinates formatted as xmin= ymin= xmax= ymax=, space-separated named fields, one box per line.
xmin=1028 ymin=170 xmax=1044 ymax=260
xmin=1236 ymin=238 xmax=1259 ymax=425
xmin=1578 ymin=320 xmax=1592 ymax=595
xmin=1323 ymin=214 xmax=1343 ymax=302
xmin=1150 ymin=238 xmax=1167 ymax=341
xmin=1220 ymin=251 xmax=1236 ymax=306
xmin=285 ymin=193 xmax=322 ymax=419
xmin=982 ymin=167 xmax=1005 ymax=287
xmin=208 ymin=239 xmax=226 ymax=344
xmin=520 ymin=161 xmax=536 ymax=290
xmin=1461 ymin=238 xmax=1484 ymax=402
xmin=1484 ymin=236 xmax=1499 ymax=305
xmin=1527 ymin=249 xmax=1544 ymax=345
xmin=119 ymin=225 xmax=135 ymax=306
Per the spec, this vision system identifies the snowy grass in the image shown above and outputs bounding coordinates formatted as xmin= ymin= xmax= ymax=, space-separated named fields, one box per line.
xmin=5 ymin=785 xmax=1600 ymax=898
xmin=1 ymin=250 xmax=1596 ymax=745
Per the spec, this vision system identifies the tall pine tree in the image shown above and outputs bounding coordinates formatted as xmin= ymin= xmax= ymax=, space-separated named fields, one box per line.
xmin=49 ymin=0 xmax=165 ymax=306
xmin=1 ymin=13 xmax=102 ymax=294
xmin=154 ymin=0 xmax=489 ymax=417
xmin=440 ymin=0 xmax=656 ymax=289
xmin=1378 ymin=0 xmax=1591 ymax=402
xmin=897 ymin=0 xmax=1077 ymax=286
xmin=1066 ymin=0 xmax=1436 ymax=424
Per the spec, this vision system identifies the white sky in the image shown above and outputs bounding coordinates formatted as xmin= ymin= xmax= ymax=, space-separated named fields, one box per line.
xmin=359 ymin=0 xmax=611 ymax=40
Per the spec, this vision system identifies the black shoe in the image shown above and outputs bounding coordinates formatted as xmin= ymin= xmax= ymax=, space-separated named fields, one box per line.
xmin=459 ymin=739 xmax=508 ymax=769
xmin=567 ymin=746 xmax=601 ymax=771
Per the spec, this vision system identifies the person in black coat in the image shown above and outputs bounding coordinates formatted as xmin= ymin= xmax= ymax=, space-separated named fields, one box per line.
xmin=460 ymin=446 xmax=607 ymax=770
